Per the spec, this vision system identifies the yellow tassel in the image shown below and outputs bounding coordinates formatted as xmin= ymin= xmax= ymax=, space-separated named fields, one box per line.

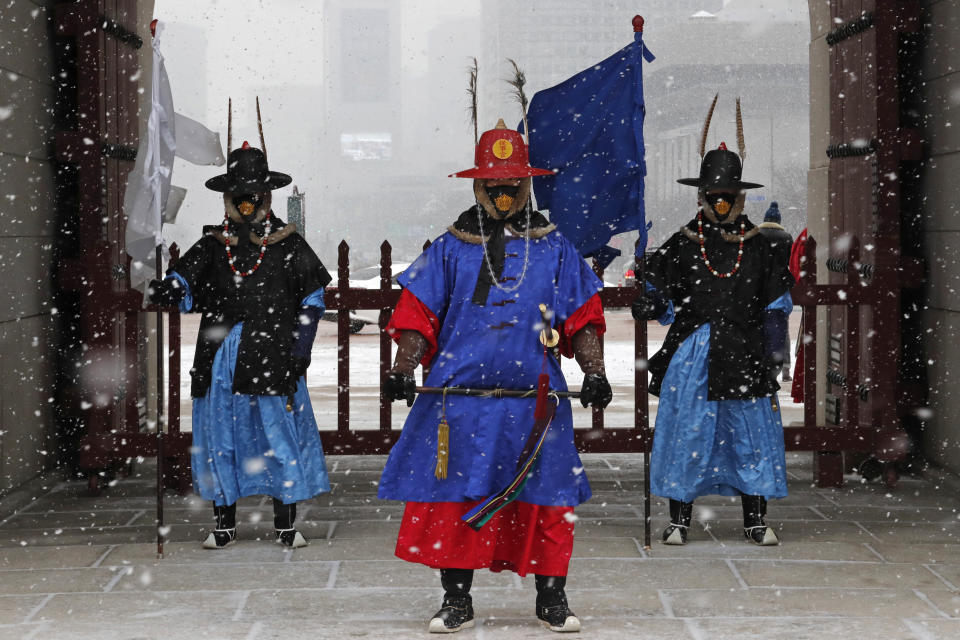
xmin=435 ymin=417 xmax=450 ymax=480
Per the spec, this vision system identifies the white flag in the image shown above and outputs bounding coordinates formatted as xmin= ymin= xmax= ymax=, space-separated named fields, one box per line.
xmin=123 ymin=22 xmax=175 ymax=300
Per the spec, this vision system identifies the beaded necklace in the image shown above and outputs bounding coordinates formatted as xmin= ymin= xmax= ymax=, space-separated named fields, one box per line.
xmin=697 ymin=210 xmax=745 ymax=279
xmin=222 ymin=211 xmax=272 ymax=277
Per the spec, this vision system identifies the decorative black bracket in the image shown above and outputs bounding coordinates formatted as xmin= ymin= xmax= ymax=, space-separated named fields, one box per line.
xmin=826 ymin=138 xmax=877 ymax=158
xmin=102 ymin=143 xmax=137 ymax=161
xmin=99 ymin=16 xmax=143 ymax=49
xmin=826 ymin=12 xmax=874 ymax=46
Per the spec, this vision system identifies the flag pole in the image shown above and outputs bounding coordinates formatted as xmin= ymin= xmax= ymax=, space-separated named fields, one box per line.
xmin=155 ymin=245 xmax=165 ymax=559
xmin=629 ymin=13 xmax=653 ymax=551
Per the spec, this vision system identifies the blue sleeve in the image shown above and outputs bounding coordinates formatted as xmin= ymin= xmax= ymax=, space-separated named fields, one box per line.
xmin=766 ymin=291 xmax=793 ymax=314
xmin=301 ymin=287 xmax=325 ymax=312
xmin=644 ymin=281 xmax=675 ymax=325
xmin=292 ymin=288 xmax=325 ymax=359
xmin=168 ymin=272 xmax=193 ymax=313
xmin=397 ymin=235 xmax=453 ymax=322
xmin=554 ymin=234 xmax=604 ymax=323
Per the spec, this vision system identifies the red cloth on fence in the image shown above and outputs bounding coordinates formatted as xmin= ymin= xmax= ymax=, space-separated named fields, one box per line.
xmin=395 ymin=500 xmax=575 ymax=577
xmin=788 ymin=229 xmax=808 ymax=403
xmin=788 ymin=228 xmax=808 ymax=281
xmin=385 ymin=289 xmax=441 ymax=366
xmin=558 ymin=293 xmax=606 ymax=358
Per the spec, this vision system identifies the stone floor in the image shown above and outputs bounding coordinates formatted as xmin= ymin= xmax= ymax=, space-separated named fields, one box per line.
xmin=0 ymin=453 xmax=959 ymax=639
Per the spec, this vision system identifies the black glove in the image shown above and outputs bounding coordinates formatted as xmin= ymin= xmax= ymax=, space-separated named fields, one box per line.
xmin=631 ymin=291 xmax=668 ymax=322
xmin=147 ymin=278 xmax=184 ymax=307
xmin=580 ymin=373 xmax=612 ymax=409
xmin=384 ymin=370 xmax=417 ymax=407
xmin=290 ymin=355 xmax=310 ymax=381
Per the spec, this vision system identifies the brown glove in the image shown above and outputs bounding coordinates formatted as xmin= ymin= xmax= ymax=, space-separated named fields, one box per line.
xmin=385 ymin=330 xmax=428 ymax=406
xmin=392 ymin=330 xmax=428 ymax=375
xmin=572 ymin=325 xmax=612 ymax=409
xmin=572 ymin=324 xmax=605 ymax=375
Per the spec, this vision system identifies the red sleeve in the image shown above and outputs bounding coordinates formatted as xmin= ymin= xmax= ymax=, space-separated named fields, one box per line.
xmin=557 ymin=293 xmax=606 ymax=359
xmin=385 ymin=289 xmax=440 ymax=366
xmin=789 ymin=228 xmax=807 ymax=281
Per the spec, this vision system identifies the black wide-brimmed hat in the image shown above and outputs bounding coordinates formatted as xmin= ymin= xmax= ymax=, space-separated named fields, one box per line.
xmin=204 ymin=143 xmax=292 ymax=193
xmin=677 ymin=147 xmax=763 ymax=191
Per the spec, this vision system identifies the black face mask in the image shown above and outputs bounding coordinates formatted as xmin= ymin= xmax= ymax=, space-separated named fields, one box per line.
xmin=485 ymin=185 xmax=520 ymax=213
xmin=232 ymin=193 xmax=264 ymax=218
xmin=705 ymin=192 xmax=738 ymax=219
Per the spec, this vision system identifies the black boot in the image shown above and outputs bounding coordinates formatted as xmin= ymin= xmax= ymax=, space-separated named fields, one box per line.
xmin=429 ymin=569 xmax=475 ymax=633
xmin=742 ymin=495 xmax=779 ymax=545
xmin=272 ymin=498 xmax=307 ymax=548
xmin=203 ymin=503 xmax=237 ymax=549
xmin=535 ymin=575 xmax=581 ymax=633
xmin=662 ymin=499 xmax=693 ymax=545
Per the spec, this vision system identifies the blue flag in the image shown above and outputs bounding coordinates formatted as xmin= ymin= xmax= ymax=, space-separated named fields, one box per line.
xmin=525 ymin=32 xmax=655 ymax=268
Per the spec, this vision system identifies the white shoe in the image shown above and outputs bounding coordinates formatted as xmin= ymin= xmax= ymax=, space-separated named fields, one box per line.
xmin=744 ymin=526 xmax=780 ymax=546
xmin=275 ymin=528 xmax=308 ymax=548
xmin=202 ymin=528 xmax=237 ymax=549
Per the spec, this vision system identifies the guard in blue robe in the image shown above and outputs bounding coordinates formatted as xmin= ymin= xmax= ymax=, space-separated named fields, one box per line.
xmin=633 ymin=112 xmax=794 ymax=547
xmin=380 ymin=119 xmax=611 ymax=633
xmin=149 ymin=141 xmax=331 ymax=549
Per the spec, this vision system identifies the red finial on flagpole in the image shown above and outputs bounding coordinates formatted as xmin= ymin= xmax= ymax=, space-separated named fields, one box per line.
xmin=632 ymin=15 xmax=644 ymax=33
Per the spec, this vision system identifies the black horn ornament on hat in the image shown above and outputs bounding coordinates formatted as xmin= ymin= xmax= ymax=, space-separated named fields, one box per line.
xmin=206 ymin=97 xmax=292 ymax=193
xmin=677 ymin=94 xmax=763 ymax=190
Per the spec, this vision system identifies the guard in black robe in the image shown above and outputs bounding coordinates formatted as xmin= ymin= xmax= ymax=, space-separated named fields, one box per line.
xmin=633 ymin=102 xmax=794 ymax=546
xmin=149 ymin=141 xmax=331 ymax=549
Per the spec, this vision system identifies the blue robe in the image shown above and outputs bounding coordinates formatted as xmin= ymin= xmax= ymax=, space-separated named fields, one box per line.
xmin=650 ymin=292 xmax=792 ymax=502
xmin=377 ymin=231 xmax=602 ymax=507
xmin=172 ymin=275 xmax=331 ymax=506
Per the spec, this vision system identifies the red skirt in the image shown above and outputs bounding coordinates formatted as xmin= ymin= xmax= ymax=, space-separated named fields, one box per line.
xmin=396 ymin=500 xmax=575 ymax=577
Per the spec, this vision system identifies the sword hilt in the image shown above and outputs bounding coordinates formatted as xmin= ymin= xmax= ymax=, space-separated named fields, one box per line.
xmin=538 ymin=303 xmax=560 ymax=348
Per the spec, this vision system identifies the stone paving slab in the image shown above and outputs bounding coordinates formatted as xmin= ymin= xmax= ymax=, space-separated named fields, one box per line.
xmin=35 ymin=590 xmax=246 ymax=623
xmin=664 ymin=587 xmax=943 ymax=619
xmin=0 ymin=594 xmax=49 ymax=624
xmin=688 ymin=617 xmax=926 ymax=640
xmin=732 ymin=560 xmax=949 ymax=590
xmin=645 ymin=540 xmax=884 ymax=562
xmin=102 ymin=542 xmax=299 ymax=566
xmin=864 ymin=522 xmax=960 ymax=544
xmin=111 ymin=562 xmax=335 ymax=592
xmin=0 ymin=545 xmax=109 ymax=570
xmin=915 ymin=589 xmax=960 ymax=617
xmin=572 ymin=536 xmax=645 ymax=558
xmin=569 ymin=558 xmax=741 ymax=590
xmin=29 ymin=619 xmax=258 ymax=640
xmin=0 ymin=568 xmax=115 ymax=594
xmin=814 ymin=504 xmax=960 ymax=524
xmin=921 ymin=562 xmax=960 ymax=589
xmin=871 ymin=542 xmax=960 ymax=564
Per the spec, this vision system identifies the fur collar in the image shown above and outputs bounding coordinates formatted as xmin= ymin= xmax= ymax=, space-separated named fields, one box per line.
xmin=447 ymin=205 xmax=555 ymax=245
xmin=757 ymin=221 xmax=786 ymax=231
xmin=472 ymin=178 xmax=532 ymax=220
xmin=223 ymin=192 xmax=271 ymax=224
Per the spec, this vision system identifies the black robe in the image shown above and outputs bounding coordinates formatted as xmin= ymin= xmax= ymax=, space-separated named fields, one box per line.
xmin=645 ymin=213 xmax=793 ymax=401
xmin=169 ymin=216 xmax=331 ymax=398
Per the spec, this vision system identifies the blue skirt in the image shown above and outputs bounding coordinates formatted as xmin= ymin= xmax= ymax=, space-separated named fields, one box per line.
xmin=650 ymin=323 xmax=788 ymax=502
xmin=191 ymin=323 xmax=331 ymax=506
